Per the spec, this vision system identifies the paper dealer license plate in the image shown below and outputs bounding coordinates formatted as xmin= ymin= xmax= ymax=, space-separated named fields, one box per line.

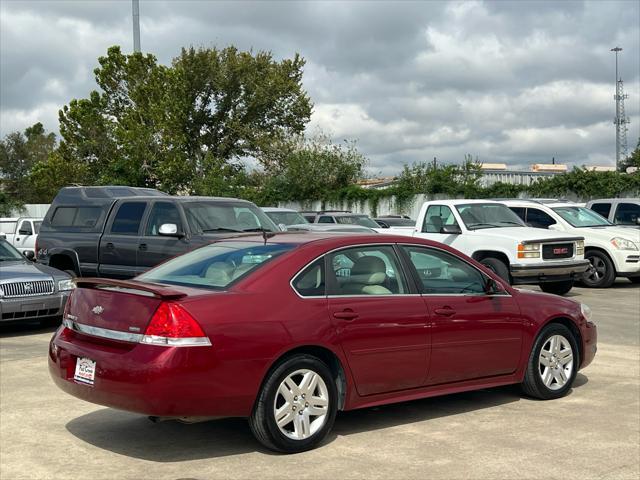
xmin=74 ymin=357 xmax=96 ymax=385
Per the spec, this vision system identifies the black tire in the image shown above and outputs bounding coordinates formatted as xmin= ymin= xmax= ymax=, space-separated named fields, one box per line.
xmin=582 ymin=250 xmax=615 ymax=288
xmin=539 ymin=280 xmax=574 ymax=296
xmin=249 ymin=354 xmax=338 ymax=453
xmin=629 ymin=277 xmax=640 ymax=284
xmin=521 ymin=323 xmax=579 ymax=400
xmin=479 ymin=257 xmax=510 ymax=283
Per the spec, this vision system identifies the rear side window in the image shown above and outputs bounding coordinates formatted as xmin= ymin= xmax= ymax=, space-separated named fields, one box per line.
xmin=139 ymin=242 xmax=295 ymax=290
xmin=51 ymin=207 xmax=102 ymax=228
xmin=590 ymin=203 xmax=611 ymax=218
xmin=293 ymin=259 xmax=325 ymax=297
xmin=509 ymin=207 xmax=526 ymax=221
xmin=110 ymin=202 xmax=147 ymax=235
xmin=526 ymin=208 xmax=556 ymax=229
xmin=614 ymin=203 xmax=640 ymax=225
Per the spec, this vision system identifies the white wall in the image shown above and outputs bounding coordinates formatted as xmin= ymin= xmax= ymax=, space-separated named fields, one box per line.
xmin=8 ymin=204 xmax=50 ymax=218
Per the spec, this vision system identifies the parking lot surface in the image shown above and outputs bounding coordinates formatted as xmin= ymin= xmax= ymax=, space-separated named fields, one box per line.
xmin=1 ymin=281 xmax=638 ymax=480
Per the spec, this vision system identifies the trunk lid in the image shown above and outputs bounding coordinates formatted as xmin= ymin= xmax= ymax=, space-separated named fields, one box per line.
xmin=68 ymin=278 xmax=188 ymax=334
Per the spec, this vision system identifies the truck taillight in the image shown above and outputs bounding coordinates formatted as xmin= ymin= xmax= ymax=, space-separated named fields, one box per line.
xmin=141 ymin=302 xmax=211 ymax=347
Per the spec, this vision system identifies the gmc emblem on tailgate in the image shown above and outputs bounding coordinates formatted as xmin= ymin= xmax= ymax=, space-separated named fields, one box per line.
xmin=553 ymin=247 xmax=569 ymax=255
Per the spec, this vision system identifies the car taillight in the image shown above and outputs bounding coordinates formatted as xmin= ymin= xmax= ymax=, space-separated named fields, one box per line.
xmin=62 ymin=290 xmax=74 ymax=318
xmin=141 ymin=302 xmax=211 ymax=347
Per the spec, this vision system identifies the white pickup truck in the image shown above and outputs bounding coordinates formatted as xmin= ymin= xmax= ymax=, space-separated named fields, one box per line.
xmin=0 ymin=217 xmax=42 ymax=256
xmin=382 ymin=200 xmax=590 ymax=295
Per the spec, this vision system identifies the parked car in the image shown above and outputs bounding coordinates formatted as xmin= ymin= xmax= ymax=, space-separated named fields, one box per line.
xmin=36 ymin=186 xmax=279 ymax=279
xmin=285 ymin=224 xmax=377 ymax=233
xmin=380 ymin=199 xmax=589 ymax=295
xmin=502 ymin=200 xmax=640 ymax=287
xmin=586 ymin=198 xmax=640 ymax=228
xmin=305 ymin=211 xmax=382 ymax=229
xmin=374 ymin=216 xmax=416 ymax=228
xmin=262 ymin=208 xmax=309 ymax=230
xmin=49 ymin=233 xmax=596 ymax=453
xmin=0 ymin=217 xmax=43 ymax=255
xmin=0 ymin=238 xmax=73 ymax=323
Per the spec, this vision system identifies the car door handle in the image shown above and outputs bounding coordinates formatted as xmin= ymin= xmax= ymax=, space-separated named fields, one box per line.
xmin=434 ymin=307 xmax=456 ymax=317
xmin=139 ymin=243 xmax=147 ymax=251
xmin=105 ymin=242 xmax=114 ymax=250
xmin=333 ymin=309 xmax=359 ymax=320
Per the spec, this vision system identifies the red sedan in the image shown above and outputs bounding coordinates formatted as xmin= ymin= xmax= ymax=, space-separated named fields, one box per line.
xmin=49 ymin=233 xmax=597 ymax=453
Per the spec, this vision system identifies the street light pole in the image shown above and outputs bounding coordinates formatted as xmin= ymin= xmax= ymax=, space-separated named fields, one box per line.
xmin=132 ymin=0 xmax=141 ymax=53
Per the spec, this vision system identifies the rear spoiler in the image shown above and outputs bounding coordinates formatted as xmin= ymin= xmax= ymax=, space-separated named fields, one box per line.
xmin=73 ymin=278 xmax=188 ymax=300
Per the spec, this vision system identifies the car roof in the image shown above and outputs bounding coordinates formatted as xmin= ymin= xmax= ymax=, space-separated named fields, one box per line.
xmin=431 ymin=199 xmax=502 ymax=205
xmin=500 ymin=199 xmax=577 ymax=208
xmin=587 ymin=198 xmax=639 ymax=203
xmin=262 ymin=207 xmax=298 ymax=212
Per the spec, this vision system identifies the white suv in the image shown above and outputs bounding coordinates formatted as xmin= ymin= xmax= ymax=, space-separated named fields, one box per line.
xmin=502 ymin=200 xmax=640 ymax=287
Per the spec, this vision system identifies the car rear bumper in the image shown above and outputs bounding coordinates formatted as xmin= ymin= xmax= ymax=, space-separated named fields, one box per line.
xmin=48 ymin=326 xmax=257 ymax=417
xmin=510 ymin=260 xmax=591 ymax=285
xmin=0 ymin=291 xmax=69 ymax=322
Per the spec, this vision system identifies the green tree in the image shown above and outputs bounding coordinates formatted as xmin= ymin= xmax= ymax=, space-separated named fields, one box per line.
xmin=0 ymin=122 xmax=57 ymax=204
xmin=619 ymin=138 xmax=640 ymax=172
xmin=53 ymin=45 xmax=312 ymax=194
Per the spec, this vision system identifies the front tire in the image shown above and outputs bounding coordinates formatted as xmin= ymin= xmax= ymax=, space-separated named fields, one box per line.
xmin=582 ymin=250 xmax=615 ymax=288
xmin=479 ymin=257 xmax=510 ymax=283
xmin=539 ymin=280 xmax=574 ymax=296
xmin=521 ymin=323 xmax=579 ymax=400
xmin=249 ymin=354 xmax=337 ymax=453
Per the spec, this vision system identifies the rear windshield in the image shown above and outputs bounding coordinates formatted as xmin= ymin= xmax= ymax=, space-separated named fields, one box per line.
xmin=50 ymin=206 xmax=103 ymax=228
xmin=138 ymin=242 xmax=295 ymax=290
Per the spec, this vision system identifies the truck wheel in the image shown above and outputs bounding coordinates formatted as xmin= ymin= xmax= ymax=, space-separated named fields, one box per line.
xmin=582 ymin=251 xmax=615 ymax=288
xmin=479 ymin=257 xmax=510 ymax=283
xmin=539 ymin=280 xmax=574 ymax=296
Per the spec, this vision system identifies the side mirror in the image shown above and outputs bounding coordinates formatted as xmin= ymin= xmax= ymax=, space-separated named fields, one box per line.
xmin=23 ymin=250 xmax=35 ymax=261
xmin=278 ymin=223 xmax=288 ymax=232
xmin=440 ymin=224 xmax=462 ymax=235
xmin=158 ymin=223 xmax=182 ymax=237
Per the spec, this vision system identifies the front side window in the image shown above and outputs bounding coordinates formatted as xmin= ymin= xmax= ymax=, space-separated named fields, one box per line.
xmin=139 ymin=242 xmax=295 ymax=290
xmin=402 ymin=245 xmax=487 ymax=295
xmin=18 ymin=221 xmax=33 ymax=235
xmin=183 ymin=202 xmax=278 ymax=233
xmin=110 ymin=202 xmax=147 ymax=235
xmin=422 ymin=205 xmax=459 ymax=233
xmin=327 ymin=245 xmax=406 ymax=295
xmin=456 ymin=203 xmax=525 ymax=230
xmin=145 ymin=202 xmax=182 ymax=236
xmin=292 ymin=259 xmax=325 ymax=297
xmin=614 ymin=203 xmax=640 ymax=225
xmin=553 ymin=206 xmax=612 ymax=228
xmin=526 ymin=208 xmax=557 ymax=229
xmin=590 ymin=203 xmax=611 ymax=219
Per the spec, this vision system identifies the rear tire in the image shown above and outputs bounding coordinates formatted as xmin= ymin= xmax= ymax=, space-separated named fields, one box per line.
xmin=249 ymin=354 xmax=337 ymax=453
xmin=479 ymin=257 xmax=510 ymax=283
xmin=539 ymin=280 xmax=574 ymax=296
xmin=582 ymin=250 xmax=615 ymax=288
xmin=521 ymin=323 xmax=579 ymax=400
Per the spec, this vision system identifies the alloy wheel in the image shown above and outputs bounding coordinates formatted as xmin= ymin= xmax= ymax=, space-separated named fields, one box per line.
xmin=586 ymin=257 xmax=606 ymax=283
xmin=273 ymin=369 xmax=330 ymax=440
xmin=538 ymin=334 xmax=574 ymax=391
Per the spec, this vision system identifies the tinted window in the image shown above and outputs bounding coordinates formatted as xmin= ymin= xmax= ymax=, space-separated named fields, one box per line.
xmin=327 ymin=246 xmax=406 ymax=295
xmin=51 ymin=207 xmax=102 ymax=228
xmin=422 ymin=205 xmax=459 ymax=233
xmin=509 ymin=207 xmax=526 ymax=221
xmin=614 ymin=203 xmax=640 ymax=225
xmin=590 ymin=203 xmax=611 ymax=218
xmin=526 ymin=208 xmax=556 ymax=229
xmin=139 ymin=242 xmax=294 ymax=290
xmin=110 ymin=202 xmax=146 ymax=235
xmin=293 ymin=259 xmax=325 ymax=297
xmin=145 ymin=202 xmax=182 ymax=235
xmin=318 ymin=216 xmax=335 ymax=224
xmin=402 ymin=246 xmax=486 ymax=294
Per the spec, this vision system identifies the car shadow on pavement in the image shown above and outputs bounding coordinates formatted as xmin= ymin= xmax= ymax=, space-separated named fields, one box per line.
xmin=0 ymin=321 xmax=58 ymax=338
xmin=66 ymin=380 xmax=587 ymax=461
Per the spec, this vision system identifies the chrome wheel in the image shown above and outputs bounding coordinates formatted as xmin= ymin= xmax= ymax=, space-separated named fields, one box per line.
xmin=538 ymin=335 xmax=574 ymax=391
xmin=273 ymin=369 xmax=329 ymax=440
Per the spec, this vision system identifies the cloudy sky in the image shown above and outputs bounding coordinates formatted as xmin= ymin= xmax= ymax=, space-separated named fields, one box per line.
xmin=1 ymin=0 xmax=639 ymax=174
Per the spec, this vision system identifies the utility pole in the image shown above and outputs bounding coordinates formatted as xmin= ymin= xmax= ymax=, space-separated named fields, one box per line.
xmin=132 ymin=0 xmax=141 ymax=52
xmin=611 ymin=47 xmax=630 ymax=170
